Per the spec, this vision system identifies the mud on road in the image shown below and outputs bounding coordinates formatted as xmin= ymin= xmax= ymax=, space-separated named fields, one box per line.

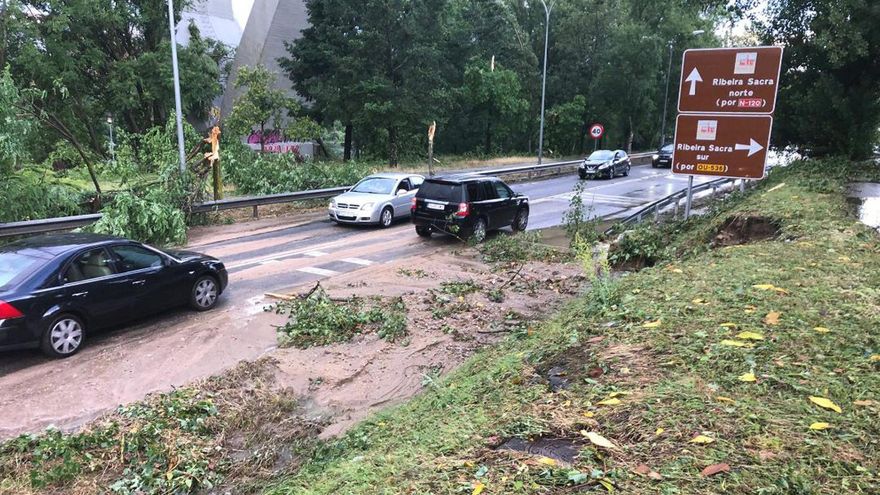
xmin=0 ymin=240 xmax=584 ymax=443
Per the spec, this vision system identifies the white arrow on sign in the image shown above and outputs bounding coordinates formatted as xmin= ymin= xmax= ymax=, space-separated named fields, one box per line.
xmin=685 ymin=67 xmax=703 ymax=96
xmin=735 ymin=138 xmax=764 ymax=157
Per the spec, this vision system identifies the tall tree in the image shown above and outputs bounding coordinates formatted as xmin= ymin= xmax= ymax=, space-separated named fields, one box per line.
xmin=284 ymin=0 xmax=451 ymax=166
xmin=762 ymin=0 xmax=880 ymax=159
xmin=225 ymin=65 xmax=321 ymax=152
xmin=4 ymin=0 xmax=227 ymax=159
xmin=463 ymin=60 xmax=528 ymax=154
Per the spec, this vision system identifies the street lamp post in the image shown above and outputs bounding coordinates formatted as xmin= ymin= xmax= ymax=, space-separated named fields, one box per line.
xmin=166 ymin=0 xmax=187 ymax=174
xmin=537 ymin=0 xmax=553 ymax=165
xmin=659 ymin=29 xmax=705 ymax=147
xmin=106 ymin=114 xmax=115 ymax=163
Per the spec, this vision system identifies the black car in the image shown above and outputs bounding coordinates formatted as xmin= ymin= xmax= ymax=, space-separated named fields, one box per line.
xmin=411 ymin=176 xmax=529 ymax=242
xmin=0 ymin=233 xmax=228 ymax=357
xmin=652 ymin=144 xmax=674 ymax=168
xmin=579 ymin=149 xmax=631 ymax=179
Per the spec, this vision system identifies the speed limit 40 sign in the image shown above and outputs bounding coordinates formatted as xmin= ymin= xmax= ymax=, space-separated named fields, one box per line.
xmin=589 ymin=123 xmax=604 ymax=140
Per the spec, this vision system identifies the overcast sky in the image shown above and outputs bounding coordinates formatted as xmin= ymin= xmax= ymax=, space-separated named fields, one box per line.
xmin=231 ymin=0 xmax=254 ymax=30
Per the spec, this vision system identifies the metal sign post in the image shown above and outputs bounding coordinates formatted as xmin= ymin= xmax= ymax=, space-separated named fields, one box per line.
xmin=685 ymin=175 xmax=694 ymax=219
xmin=167 ymin=0 xmax=187 ymax=175
xmin=589 ymin=123 xmax=604 ymax=152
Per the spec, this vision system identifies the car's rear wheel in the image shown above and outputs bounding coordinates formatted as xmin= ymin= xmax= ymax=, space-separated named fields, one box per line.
xmin=41 ymin=314 xmax=85 ymax=358
xmin=379 ymin=206 xmax=394 ymax=228
xmin=512 ymin=208 xmax=529 ymax=232
xmin=470 ymin=218 xmax=488 ymax=243
xmin=416 ymin=225 xmax=432 ymax=238
xmin=190 ymin=275 xmax=219 ymax=311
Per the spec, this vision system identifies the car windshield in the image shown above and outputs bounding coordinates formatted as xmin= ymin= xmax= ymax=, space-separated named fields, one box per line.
xmin=588 ymin=150 xmax=614 ymax=160
xmin=661 ymin=144 xmax=673 ymax=153
xmin=0 ymin=252 xmax=41 ymax=290
xmin=351 ymin=177 xmax=396 ymax=195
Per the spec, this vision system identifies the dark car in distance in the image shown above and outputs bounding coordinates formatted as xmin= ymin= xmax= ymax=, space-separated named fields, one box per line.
xmin=652 ymin=144 xmax=674 ymax=168
xmin=0 ymin=233 xmax=228 ymax=357
xmin=411 ymin=176 xmax=529 ymax=242
xmin=579 ymin=149 xmax=631 ymax=179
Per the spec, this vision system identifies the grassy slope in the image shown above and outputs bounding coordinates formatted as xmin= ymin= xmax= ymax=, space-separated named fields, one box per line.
xmin=266 ymin=159 xmax=880 ymax=494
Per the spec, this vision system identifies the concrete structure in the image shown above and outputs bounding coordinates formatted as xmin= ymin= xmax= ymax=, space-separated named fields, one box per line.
xmin=220 ymin=0 xmax=309 ymax=121
xmin=176 ymin=0 xmax=243 ymax=49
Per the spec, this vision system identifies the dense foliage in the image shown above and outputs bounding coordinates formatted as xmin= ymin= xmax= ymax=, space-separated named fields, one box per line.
xmin=223 ymin=145 xmax=373 ymax=196
xmin=761 ymin=0 xmax=880 ymax=159
xmin=283 ymin=0 xmax=731 ymax=163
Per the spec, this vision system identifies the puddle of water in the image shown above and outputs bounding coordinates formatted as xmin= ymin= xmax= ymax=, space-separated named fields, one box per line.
xmin=498 ymin=437 xmax=581 ymax=464
xmin=847 ymin=183 xmax=880 ymax=229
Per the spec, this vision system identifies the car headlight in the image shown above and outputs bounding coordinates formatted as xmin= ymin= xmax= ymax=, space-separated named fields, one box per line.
xmin=652 ymin=154 xmax=659 ymax=160
xmin=360 ymin=202 xmax=375 ymax=211
xmin=598 ymin=162 xmax=610 ymax=169
xmin=329 ymin=199 xmax=336 ymax=208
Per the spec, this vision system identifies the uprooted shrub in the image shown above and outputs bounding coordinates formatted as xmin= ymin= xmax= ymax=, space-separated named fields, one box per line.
xmin=607 ymin=223 xmax=667 ymax=270
xmin=273 ymin=285 xmax=408 ymax=348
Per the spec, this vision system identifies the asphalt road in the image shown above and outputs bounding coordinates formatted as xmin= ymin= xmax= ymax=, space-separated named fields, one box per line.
xmin=0 ymin=164 xmax=713 ymax=439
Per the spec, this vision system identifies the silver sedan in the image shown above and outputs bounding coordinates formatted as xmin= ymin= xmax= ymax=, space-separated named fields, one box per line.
xmin=329 ymin=173 xmax=425 ymax=228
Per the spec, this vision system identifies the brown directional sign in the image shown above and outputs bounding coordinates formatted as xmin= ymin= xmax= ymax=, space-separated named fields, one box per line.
xmin=672 ymin=114 xmax=773 ymax=179
xmin=678 ymin=46 xmax=783 ymax=114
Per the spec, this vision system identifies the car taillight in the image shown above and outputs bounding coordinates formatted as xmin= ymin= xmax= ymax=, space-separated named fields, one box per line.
xmin=411 ymin=197 xmax=417 ymax=212
xmin=0 ymin=300 xmax=23 ymax=319
xmin=455 ymin=202 xmax=470 ymax=218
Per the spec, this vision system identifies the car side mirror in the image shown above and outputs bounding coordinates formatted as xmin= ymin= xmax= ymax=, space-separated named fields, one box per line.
xmin=396 ymin=189 xmax=407 ymax=196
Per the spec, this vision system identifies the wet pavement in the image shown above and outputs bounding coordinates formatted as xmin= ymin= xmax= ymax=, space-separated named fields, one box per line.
xmin=0 ymin=164 xmax=710 ymax=440
xmin=848 ymin=182 xmax=880 ymax=229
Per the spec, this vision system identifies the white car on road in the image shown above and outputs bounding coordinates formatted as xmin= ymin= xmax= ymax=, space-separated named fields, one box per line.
xmin=329 ymin=173 xmax=424 ymax=228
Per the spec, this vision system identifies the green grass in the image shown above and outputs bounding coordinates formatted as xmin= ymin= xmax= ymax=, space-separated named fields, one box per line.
xmin=263 ymin=158 xmax=880 ymax=494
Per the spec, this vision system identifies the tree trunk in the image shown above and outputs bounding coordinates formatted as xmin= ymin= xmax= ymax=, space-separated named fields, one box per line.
xmin=484 ymin=120 xmax=492 ymax=155
xmin=343 ymin=123 xmax=353 ymax=161
xmin=626 ymin=116 xmax=634 ymax=153
xmin=387 ymin=126 xmax=399 ymax=166
xmin=259 ymin=122 xmax=265 ymax=153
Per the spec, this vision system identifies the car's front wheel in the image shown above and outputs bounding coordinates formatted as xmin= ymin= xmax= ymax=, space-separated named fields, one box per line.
xmin=623 ymin=164 xmax=630 ymax=176
xmin=190 ymin=275 xmax=219 ymax=311
xmin=379 ymin=206 xmax=394 ymax=228
xmin=416 ymin=225 xmax=432 ymax=238
xmin=41 ymin=314 xmax=85 ymax=358
xmin=512 ymin=208 xmax=529 ymax=232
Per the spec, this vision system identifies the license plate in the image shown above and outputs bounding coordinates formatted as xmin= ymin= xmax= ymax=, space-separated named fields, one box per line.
xmin=427 ymin=203 xmax=445 ymax=211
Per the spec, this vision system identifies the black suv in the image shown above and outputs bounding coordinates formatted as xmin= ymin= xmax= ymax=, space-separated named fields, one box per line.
xmin=652 ymin=144 xmax=673 ymax=168
xmin=411 ymin=176 xmax=529 ymax=242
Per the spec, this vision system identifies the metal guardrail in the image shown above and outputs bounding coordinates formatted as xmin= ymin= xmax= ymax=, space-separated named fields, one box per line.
xmin=0 ymin=152 xmax=655 ymax=238
xmin=0 ymin=214 xmax=104 ymax=238
xmin=603 ymin=177 xmax=742 ymax=236
xmin=190 ymin=186 xmax=350 ymax=215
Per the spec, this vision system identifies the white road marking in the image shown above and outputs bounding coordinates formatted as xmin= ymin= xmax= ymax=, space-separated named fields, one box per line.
xmin=304 ymin=250 xmax=329 ymax=257
xmin=532 ymin=192 xmax=644 ymax=207
xmin=297 ymin=266 xmax=339 ymax=277
xmin=259 ymin=259 xmax=281 ymax=265
xmin=341 ymin=257 xmax=374 ymax=266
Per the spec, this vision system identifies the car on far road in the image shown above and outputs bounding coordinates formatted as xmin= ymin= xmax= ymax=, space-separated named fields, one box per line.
xmin=329 ymin=173 xmax=424 ymax=228
xmin=411 ymin=175 xmax=529 ymax=242
xmin=579 ymin=149 xmax=631 ymax=179
xmin=0 ymin=233 xmax=228 ymax=358
xmin=652 ymin=144 xmax=674 ymax=168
